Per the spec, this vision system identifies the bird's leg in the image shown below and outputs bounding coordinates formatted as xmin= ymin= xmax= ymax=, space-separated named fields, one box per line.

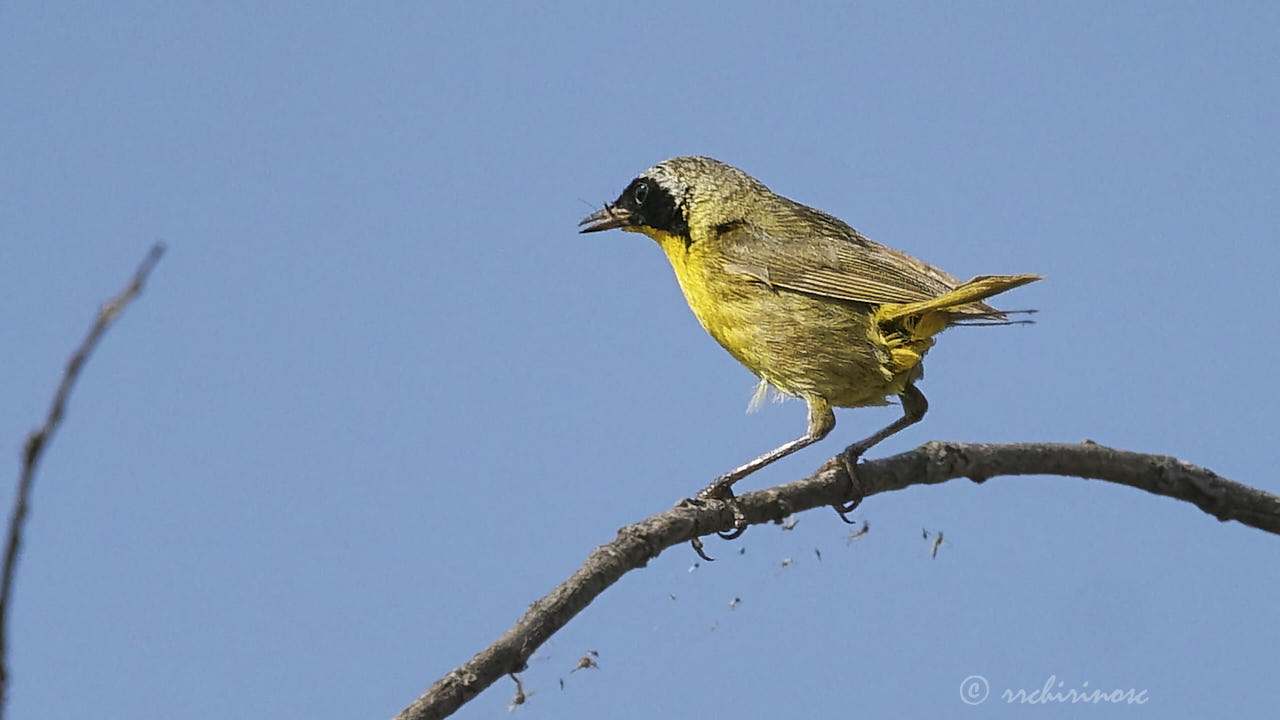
xmin=692 ymin=399 xmax=834 ymax=550
xmin=835 ymin=383 xmax=928 ymax=517
xmin=698 ymin=397 xmax=835 ymax=502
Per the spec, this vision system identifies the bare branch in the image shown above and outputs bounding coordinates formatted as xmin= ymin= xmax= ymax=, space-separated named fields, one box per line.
xmin=394 ymin=440 xmax=1279 ymax=720
xmin=0 ymin=243 xmax=166 ymax=717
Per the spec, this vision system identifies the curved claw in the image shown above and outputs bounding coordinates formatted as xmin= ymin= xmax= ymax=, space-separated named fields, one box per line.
xmin=690 ymin=537 xmax=716 ymax=562
xmin=833 ymin=451 xmax=864 ymax=522
xmin=719 ymin=491 xmax=749 ymax=539
xmin=717 ymin=525 xmax=746 ymax=540
xmin=832 ymin=499 xmax=861 ymax=524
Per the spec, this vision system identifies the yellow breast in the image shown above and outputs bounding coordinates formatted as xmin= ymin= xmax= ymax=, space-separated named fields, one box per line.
xmin=645 ymin=229 xmax=747 ymax=358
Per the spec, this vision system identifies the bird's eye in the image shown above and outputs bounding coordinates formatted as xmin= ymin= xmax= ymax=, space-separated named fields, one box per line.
xmin=633 ymin=181 xmax=649 ymax=205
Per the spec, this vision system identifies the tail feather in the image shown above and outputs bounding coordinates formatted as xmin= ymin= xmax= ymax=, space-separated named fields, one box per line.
xmin=950 ymin=308 xmax=1038 ymax=326
xmin=877 ymin=273 xmax=1041 ymax=388
xmin=877 ymin=274 xmax=1042 ymax=324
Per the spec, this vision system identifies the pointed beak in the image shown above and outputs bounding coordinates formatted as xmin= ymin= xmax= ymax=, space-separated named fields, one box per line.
xmin=578 ymin=205 xmax=634 ymax=234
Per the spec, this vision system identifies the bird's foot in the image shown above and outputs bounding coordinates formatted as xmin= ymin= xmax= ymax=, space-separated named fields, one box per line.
xmin=833 ymin=449 xmax=865 ymax=523
xmin=684 ymin=478 xmax=749 ymax=561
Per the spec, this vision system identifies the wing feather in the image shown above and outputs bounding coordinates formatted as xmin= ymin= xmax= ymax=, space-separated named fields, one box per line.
xmin=712 ymin=206 xmax=965 ymax=307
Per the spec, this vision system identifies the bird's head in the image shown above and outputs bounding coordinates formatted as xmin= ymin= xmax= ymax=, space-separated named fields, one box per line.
xmin=579 ymin=156 xmax=770 ymax=242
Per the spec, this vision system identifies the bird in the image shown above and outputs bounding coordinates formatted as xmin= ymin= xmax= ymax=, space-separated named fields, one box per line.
xmin=579 ymin=156 xmax=1039 ymax=506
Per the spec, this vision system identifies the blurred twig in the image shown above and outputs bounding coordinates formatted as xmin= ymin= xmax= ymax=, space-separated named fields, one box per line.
xmin=0 ymin=243 xmax=165 ymax=718
xmin=395 ymin=440 xmax=1279 ymax=720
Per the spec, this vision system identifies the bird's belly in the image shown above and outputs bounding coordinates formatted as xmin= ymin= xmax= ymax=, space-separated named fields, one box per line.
xmin=668 ymin=254 xmax=914 ymax=409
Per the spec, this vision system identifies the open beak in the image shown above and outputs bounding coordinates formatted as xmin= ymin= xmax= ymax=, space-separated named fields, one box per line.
xmin=578 ymin=205 xmax=634 ymax=234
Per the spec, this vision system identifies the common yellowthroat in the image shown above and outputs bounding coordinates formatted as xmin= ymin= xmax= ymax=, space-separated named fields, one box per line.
xmin=580 ymin=156 xmax=1039 ymax=503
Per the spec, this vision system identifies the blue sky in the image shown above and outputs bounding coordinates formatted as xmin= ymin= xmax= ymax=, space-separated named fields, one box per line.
xmin=3 ymin=2 xmax=1278 ymax=718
